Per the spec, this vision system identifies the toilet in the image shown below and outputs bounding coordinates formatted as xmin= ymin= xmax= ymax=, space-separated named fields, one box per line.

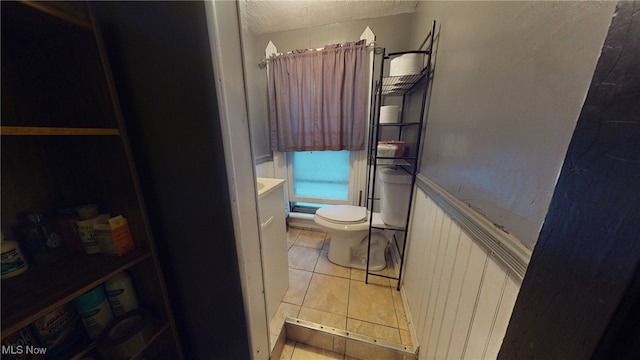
xmin=314 ymin=168 xmax=412 ymax=271
xmin=314 ymin=205 xmax=388 ymax=270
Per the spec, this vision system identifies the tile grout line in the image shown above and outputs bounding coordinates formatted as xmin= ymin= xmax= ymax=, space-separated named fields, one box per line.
xmin=297 ymin=266 xmax=312 ymax=318
xmin=343 ymin=264 xmax=352 ymax=355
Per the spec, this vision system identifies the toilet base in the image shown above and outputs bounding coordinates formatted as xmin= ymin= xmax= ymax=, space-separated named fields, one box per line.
xmin=327 ymin=232 xmax=387 ymax=271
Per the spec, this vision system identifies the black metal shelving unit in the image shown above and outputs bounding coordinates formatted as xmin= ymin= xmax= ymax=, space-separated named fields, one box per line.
xmin=365 ymin=21 xmax=435 ymax=290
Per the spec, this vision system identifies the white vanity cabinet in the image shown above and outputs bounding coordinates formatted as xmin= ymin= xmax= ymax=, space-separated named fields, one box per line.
xmin=257 ymin=178 xmax=289 ymax=322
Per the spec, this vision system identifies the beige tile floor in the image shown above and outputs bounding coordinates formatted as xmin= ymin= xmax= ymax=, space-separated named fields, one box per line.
xmin=271 ymin=228 xmax=412 ymax=359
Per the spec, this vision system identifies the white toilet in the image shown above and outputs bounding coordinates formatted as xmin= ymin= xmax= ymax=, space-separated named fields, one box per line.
xmin=314 ymin=205 xmax=388 ymax=270
xmin=313 ymin=168 xmax=412 ymax=271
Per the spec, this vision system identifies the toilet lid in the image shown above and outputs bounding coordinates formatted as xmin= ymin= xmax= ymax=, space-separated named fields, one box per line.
xmin=316 ymin=205 xmax=367 ymax=224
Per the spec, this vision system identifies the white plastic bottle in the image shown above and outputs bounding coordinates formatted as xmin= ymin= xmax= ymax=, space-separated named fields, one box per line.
xmin=1 ymin=232 xmax=29 ymax=279
xmin=105 ymin=271 xmax=140 ymax=317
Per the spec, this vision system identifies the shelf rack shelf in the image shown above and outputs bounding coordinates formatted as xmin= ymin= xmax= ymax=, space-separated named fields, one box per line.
xmin=1 ymin=126 xmax=120 ymax=136
xmin=1 ymin=248 xmax=152 ymax=336
xmin=365 ymin=21 xmax=436 ymax=290
xmin=381 ymin=73 xmax=427 ymax=96
xmin=378 ymin=122 xmax=421 ymax=127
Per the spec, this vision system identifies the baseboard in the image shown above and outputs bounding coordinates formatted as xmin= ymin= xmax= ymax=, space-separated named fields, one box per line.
xmin=389 ymin=239 xmax=420 ymax=356
xmin=287 ymin=212 xmax=324 ymax=231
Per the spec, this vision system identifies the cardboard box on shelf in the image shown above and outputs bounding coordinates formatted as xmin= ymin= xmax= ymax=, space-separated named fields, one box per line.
xmin=93 ymin=215 xmax=134 ymax=256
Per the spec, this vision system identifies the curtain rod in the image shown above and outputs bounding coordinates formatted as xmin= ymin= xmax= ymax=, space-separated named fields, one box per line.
xmin=258 ymin=41 xmax=381 ymax=68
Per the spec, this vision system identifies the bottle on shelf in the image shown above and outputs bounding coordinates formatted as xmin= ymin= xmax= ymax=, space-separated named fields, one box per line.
xmin=105 ymin=271 xmax=140 ymax=317
xmin=0 ymin=232 xmax=29 ymax=279
xmin=18 ymin=213 xmax=67 ymax=266
xmin=53 ymin=207 xmax=84 ymax=253
xmin=75 ymin=204 xmax=102 ymax=255
xmin=74 ymin=285 xmax=114 ymax=340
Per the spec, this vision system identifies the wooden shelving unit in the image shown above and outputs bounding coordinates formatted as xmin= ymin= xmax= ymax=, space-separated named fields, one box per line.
xmin=1 ymin=1 xmax=182 ymax=358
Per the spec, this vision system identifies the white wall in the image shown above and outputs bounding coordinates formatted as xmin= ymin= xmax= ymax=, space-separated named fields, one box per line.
xmin=255 ymin=161 xmax=276 ymax=178
xmin=239 ymin=19 xmax=272 ymax=163
xmin=409 ymin=1 xmax=616 ymax=247
xmin=404 ymin=187 xmax=521 ymax=359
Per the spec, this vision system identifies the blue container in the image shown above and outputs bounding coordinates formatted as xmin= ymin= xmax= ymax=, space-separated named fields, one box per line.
xmin=74 ymin=285 xmax=114 ymax=339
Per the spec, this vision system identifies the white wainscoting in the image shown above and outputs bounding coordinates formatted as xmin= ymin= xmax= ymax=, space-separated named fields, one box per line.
xmin=403 ymin=184 xmax=525 ymax=359
xmin=255 ymin=159 xmax=276 ymax=178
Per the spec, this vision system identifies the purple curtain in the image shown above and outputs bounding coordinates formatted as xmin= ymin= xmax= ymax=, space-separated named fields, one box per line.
xmin=268 ymin=40 xmax=367 ymax=152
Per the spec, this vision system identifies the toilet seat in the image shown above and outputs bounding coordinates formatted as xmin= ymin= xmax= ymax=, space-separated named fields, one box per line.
xmin=316 ymin=205 xmax=367 ymax=224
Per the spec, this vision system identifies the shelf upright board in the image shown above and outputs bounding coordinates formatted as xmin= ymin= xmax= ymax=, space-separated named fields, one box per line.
xmin=18 ymin=0 xmax=92 ymax=29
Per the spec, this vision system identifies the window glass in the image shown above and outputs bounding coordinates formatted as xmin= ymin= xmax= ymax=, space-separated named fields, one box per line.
xmin=291 ymin=150 xmax=349 ymax=201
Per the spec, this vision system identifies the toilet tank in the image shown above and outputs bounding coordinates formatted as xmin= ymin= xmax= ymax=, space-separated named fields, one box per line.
xmin=378 ymin=168 xmax=412 ymax=227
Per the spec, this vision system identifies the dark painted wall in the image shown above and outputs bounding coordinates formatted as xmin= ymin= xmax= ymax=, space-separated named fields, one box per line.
xmin=499 ymin=2 xmax=640 ymax=358
xmin=93 ymin=2 xmax=250 ymax=359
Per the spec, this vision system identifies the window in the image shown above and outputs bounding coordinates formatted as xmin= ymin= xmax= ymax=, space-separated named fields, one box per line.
xmin=289 ymin=150 xmax=350 ymax=206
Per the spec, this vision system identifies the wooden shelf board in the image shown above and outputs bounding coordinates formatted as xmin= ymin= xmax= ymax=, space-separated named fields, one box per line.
xmin=0 ymin=248 xmax=151 ymax=338
xmin=0 ymin=126 xmax=120 ymax=136
xmin=18 ymin=0 xmax=92 ymax=29
xmin=131 ymin=321 xmax=172 ymax=360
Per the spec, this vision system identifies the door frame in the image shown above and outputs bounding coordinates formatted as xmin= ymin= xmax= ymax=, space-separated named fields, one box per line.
xmin=204 ymin=2 xmax=269 ymax=359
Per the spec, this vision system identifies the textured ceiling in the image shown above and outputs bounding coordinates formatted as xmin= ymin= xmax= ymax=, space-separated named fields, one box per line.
xmin=241 ymin=0 xmax=418 ymax=35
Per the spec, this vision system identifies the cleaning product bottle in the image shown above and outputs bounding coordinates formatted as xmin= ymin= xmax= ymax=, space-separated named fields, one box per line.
xmin=74 ymin=285 xmax=114 ymax=339
xmin=105 ymin=271 xmax=140 ymax=317
xmin=1 ymin=232 xmax=29 ymax=279
xmin=75 ymin=206 xmax=105 ymax=255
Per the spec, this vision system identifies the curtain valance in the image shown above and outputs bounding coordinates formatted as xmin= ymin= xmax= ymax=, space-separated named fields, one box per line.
xmin=268 ymin=40 xmax=367 ymax=152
